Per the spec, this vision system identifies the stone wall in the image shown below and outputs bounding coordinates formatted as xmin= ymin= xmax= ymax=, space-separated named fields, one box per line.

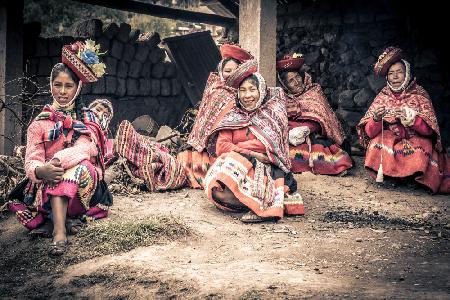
xmin=277 ymin=0 xmax=450 ymax=149
xmin=23 ymin=19 xmax=190 ymax=133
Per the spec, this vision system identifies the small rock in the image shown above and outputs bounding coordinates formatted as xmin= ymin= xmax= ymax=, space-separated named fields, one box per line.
xmin=356 ymin=238 xmax=363 ymax=242
xmin=431 ymin=206 xmax=441 ymax=213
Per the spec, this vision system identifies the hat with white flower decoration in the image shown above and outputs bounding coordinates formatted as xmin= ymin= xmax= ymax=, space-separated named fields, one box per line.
xmin=276 ymin=53 xmax=305 ymax=72
xmin=62 ymin=39 xmax=106 ymax=83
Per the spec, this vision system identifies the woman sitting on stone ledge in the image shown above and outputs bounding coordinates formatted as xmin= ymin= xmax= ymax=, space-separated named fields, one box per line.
xmin=204 ymin=60 xmax=304 ymax=223
xmin=177 ymin=44 xmax=254 ymax=189
xmin=357 ymin=47 xmax=449 ymax=193
xmin=277 ymin=53 xmax=353 ymax=176
xmin=8 ymin=40 xmax=113 ymax=256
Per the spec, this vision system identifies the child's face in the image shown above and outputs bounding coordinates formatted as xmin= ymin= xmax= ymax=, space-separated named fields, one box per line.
xmin=90 ymin=103 xmax=112 ymax=130
xmin=91 ymin=103 xmax=110 ymax=116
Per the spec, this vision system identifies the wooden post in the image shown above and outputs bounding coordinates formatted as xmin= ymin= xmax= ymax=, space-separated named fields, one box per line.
xmin=239 ymin=0 xmax=277 ymax=86
xmin=0 ymin=1 xmax=23 ymax=155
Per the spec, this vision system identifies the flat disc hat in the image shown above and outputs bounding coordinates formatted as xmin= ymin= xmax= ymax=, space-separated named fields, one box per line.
xmin=374 ymin=47 xmax=403 ymax=77
xmin=276 ymin=54 xmax=305 ymax=72
xmin=219 ymin=44 xmax=254 ymax=63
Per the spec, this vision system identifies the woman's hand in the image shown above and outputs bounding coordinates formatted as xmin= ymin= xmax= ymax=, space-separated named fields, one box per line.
xmin=372 ymin=106 xmax=386 ymax=122
xmin=251 ymin=151 xmax=271 ymax=164
xmin=35 ymin=159 xmax=64 ymax=182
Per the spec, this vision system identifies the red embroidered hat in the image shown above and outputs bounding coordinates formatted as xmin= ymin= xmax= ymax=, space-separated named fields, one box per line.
xmin=276 ymin=53 xmax=305 ymax=72
xmin=227 ymin=59 xmax=259 ymax=89
xmin=61 ymin=40 xmax=106 ymax=83
xmin=220 ymin=44 xmax=254 ymax=63
xmin=374 ymin=47 xmax=403 ymax=76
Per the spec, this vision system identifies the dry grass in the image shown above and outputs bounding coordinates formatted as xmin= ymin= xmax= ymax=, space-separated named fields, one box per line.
xmin=74 ymin=215 xmax=191 ymax=256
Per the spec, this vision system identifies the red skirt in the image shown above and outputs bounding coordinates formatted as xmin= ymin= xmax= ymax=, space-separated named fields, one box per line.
xmin=9 ymin=160 xmax=109 ymax=230
xmin=290 ymin=143 xmax=353 ymax=175
xmin=177 ymin=150 xmax=215 ymax=189
xmin=204 ymin=152 xmax=304 ymax=218
xmin=364 ymin=130 xmax=449 ymax=193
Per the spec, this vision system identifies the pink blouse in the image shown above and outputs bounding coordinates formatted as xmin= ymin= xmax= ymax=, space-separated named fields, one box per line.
xmin=25 ymin=119 xmax=99 ymax=183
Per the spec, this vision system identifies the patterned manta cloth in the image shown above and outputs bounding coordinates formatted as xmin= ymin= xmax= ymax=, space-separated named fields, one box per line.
xmin=356 ymin=80 xmax=449 ymax=193
xmin=286 ymin=73 xmax=345 ymax=145
xmin=115 ymin=120 xmax=187 ymax=191
xmin=180 ymin=70 xmax=237 ymax=189
xmin=357 ymin=79 xmax=442 ymax=151
xmin=9 ymin=106 xmax=111 ymax=230
xmin=285 ymin=73 xmax=352 ymax=175
xmin=187 ymin=72 xmax=237 ymax=152
xmin=209 ymin=87 xmax=292 ymax=173
xmin=205 ymin=86 xmax=304 ymax=217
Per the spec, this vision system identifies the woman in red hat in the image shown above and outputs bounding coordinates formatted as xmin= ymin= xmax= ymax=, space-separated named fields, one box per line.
xmin=178 ymin=44 xmax=254 ymax=189
xmin=204 ymin=60 xmax=304 ymax=223
xmin=357 ymin=47 xmax=449 ymax=193
xmin=277 ymin=54 xmax=353 ymax=176
xmin=8 ymin=40 xmax=114 ymax=256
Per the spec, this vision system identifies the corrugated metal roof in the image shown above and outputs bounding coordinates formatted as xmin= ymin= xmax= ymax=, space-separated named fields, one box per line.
xmin=163 ymin=31 xmax=221 ymax=106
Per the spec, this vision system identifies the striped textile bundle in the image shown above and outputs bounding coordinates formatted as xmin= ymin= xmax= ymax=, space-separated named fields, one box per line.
xmin=115 ymin=120 xmax=187 ymax=191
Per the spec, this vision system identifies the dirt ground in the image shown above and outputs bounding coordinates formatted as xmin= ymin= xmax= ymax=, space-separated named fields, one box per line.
xmin=1 ymin=157 xmax=449 ymax=299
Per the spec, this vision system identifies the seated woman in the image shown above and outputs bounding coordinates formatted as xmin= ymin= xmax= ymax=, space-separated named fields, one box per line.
xmin=8 ymin=40 xmax=113 ymax=256
xmin=178 ymin=44 xmax=254 ymax=188
xmin=357 ymin=47 xmax=449 ymax=193
xmin=277 ymin=53 xmax=353 ymax=175
xmin=204 ymin=60 xmax=304 ymax=223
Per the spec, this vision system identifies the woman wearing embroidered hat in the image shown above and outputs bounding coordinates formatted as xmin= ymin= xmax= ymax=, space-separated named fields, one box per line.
xmin=8 ymin=39 xmax=114 ymax=256
xmin=177 ymin=43 xmax=254 ymax=189
xmin=204 ymin=60 xmax=304 ymax=223
xmin=357 ymin=47 xmax=449 ymax=193
xmin=277 ymin=53 xmax=353 ymax=176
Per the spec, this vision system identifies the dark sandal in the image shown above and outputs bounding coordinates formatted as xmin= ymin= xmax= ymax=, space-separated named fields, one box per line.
xmin=48 ymin=239 xmax=68 ymax=257
xmin=240 ymin=211 xmax=277 ymax=223
xmin=29 ymin=220 xmax=54 ymax=238
xmin=65 ymin=218 xmax=85 ymax=235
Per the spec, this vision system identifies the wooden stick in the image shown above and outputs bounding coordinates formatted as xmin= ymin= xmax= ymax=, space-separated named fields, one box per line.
xmin=156 ymin=132 xmax=179 ymax=143
xmin=0 ymin=157 xmax=22 ymax=176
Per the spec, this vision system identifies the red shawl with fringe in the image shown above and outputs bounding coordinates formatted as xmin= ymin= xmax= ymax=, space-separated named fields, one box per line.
xmin=357 ymin=79 xmax=442 ymax=151
xmin=209 ymin=87 xmax=291 ymax=173
xmin=187 ymin=72 xmax=237 ymax=152
xmin=285 ymin=73 xmax=345 ymax=145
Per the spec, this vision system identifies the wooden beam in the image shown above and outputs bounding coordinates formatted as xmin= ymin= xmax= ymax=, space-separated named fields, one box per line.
xmin=72 ymin=0 xmax=236 ymax=27
xmin=217 ymin=0 xmax=239 ymax=17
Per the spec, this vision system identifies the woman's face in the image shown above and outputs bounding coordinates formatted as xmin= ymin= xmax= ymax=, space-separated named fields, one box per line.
xmin=387 ymin=62 xmax=406 ymax=89
xmin=283 ymin=71 xmax=304 ymax=94
xmin=51 ymin=71 xmax=78 ymax=105
xmin=239 ymin=79 xmax=260 ymax=110
xmin=222 ymin=59 xmax=239 ymax=79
